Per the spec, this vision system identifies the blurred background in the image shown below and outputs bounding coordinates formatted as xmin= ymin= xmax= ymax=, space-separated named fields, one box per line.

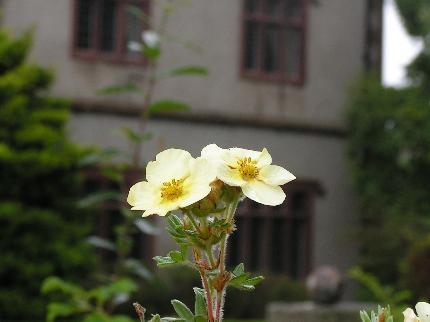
xmin=1 ymin=0 xmax=430 ymax=321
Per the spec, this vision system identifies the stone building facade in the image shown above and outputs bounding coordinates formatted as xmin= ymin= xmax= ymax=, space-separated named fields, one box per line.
xmin=1 ymin=0 xmax=382 ymax=281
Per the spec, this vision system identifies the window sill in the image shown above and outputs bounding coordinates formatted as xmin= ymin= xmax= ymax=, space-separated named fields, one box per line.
xmin=71 ymin=50 xmax=147 ymax=67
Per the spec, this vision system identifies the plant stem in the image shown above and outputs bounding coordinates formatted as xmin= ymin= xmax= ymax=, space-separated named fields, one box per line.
xmin=206 ymin=246 xmax=217 ymax=269
xmin=198 ymin=267 xmax=215 ymax=322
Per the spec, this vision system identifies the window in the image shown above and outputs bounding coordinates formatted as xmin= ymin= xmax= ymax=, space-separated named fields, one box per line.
xmin=228 ymin=181 xmax=319 ymax=278
xmin=72 ymin=0 xmax=149 ymax=64
xmin=241 ymin=0 xmax=306 ymax=85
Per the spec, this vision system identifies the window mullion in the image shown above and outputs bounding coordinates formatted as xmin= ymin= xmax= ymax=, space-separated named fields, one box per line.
xmin=116 ymin=0 xmax=126 ymax=57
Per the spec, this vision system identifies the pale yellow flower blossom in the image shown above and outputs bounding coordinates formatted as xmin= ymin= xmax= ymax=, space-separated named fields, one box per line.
xmin=403 ymin=302 xmax=430 ymax=322
xmin=201 ymin=144 xmax=295 ymax=206
xmin=128 ymin=149 xmax=216 ymax=217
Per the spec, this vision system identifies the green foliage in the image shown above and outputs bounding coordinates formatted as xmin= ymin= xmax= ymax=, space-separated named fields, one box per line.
xmin=229 ymin=263 xmax=264 ymax=291
xmin=360 ymin=305 xmax=394 ymax=322
xmin=0 ymin=29 xmax=93 ymax=319
xmin=347 ymin=75 xmax=430 ymax=287
xmin=349 ymin=267 xmax=411 ymax=319
xmin=148 ymin=100 xmax=190 ymax=114
xmin=41 ymin=276 xmax=137 ymax=322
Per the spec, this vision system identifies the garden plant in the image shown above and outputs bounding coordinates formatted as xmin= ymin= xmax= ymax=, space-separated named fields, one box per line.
xmin=127 ymin=144 xmax=296 ymax=322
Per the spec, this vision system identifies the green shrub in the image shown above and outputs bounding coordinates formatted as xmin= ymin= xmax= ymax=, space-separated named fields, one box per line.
xmin=347 ymin=76 xmax=430 ymax=288
xmin=0 ymin=30 xmax=94 ymax=319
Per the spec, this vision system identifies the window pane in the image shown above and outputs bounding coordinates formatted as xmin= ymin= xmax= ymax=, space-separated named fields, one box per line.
xmin=245 ymin=0 xmax=258 ymax=13
xmin=265 ymin=0 xmax=282 ymax=17
xmin=244 ymin=21 xmax=259 ymax=69
xmin=125 ymin=4 xmax=144 ymax=58
xmin=271 ymin=217 xmax=284 ymax=273
xmin=99 ymin=0 xmax=118 ymax=52
xmin=250 ymin=217 xmax=263 ymax=271
xmin=76 ymin=0 xmax=96 ymax=49
xmin=263 ymin=25 xmax=280 ymax=73
xmin=286 ymin=0 xmax=303 ymax=20
xmin=286 ymin=28 xmax=302 ymax=78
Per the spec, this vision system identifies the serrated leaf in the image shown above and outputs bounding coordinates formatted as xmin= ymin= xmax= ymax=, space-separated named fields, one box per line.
xmin=232 ymin=263 xmax=245 ymax=276
xmin=86 ymin=236 xmax=116 ymax=251
xmin=243 ymin=276 xmax=264 ymax=286
xmin=97 ymin=83 xmax=140 ymax=95
xmin=193 ymin=287 xmax=206 ymax=317
xmin=148 ymin=100 xmax=190 ymax=114
xmin=135 ymin=219 xmax=160 ymax=235
xmin=166 ymin=66 xmax=208 ymax=77
xmin=171 ymin=300 xmax=194 ymax=322
xmin=153 ymin=255 xmax=176 ymax=267
xmin=169 ymin=250 xmax=184 ymax=262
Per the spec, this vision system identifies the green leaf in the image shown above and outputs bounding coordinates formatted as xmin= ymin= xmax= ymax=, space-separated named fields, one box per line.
xmin=166 ymin=66 xmax=208 ymax=77
xmin=148 ymin=100 xmax=190 ymax=114
xmin=171 ymin=300 xmax=194 ymax=322
xmin=119 ymin=127 xmax=153 ymax=144
xmin=46 ymin=302 xmax=79 ymax=322
xmin=161 ymin=318 xmax=186 ymax=322
xmin=143 ymin=46 xmax=161 ymax=59
xmin=135 ymin=218 xmax=161 ymax=235
xmin=193 ymin=287 xmax=206 ymax=317
xmin=153 ymin=255 xmax=176 ymax=267
xmin=41 ymin=276 xmax=84 ymax=296
xmin=169 ymin=250 xmax=184 ymax=262
xmin=86 ymin=236 xmax=116 ymax=251
xmin=149 ymin=314 xmax=162 ymax=322
xmin=97 ymin=83 xmax=140 ymax=95
xmin=232 ymin=263 xmax=245 ymax=276
xmin=194 ymin=316 xmax=207 ymax=322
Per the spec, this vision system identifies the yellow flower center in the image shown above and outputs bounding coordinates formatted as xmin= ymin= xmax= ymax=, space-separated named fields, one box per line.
xmin=160 ymin=179 xmax=184 ymax=201
xmin=237 ymin=157 xmax=259 ymax=181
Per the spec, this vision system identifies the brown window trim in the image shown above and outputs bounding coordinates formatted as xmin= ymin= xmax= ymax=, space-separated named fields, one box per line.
xmin=239 ymin=0 xmax=308 ymax=86
xmin=70 ymin=0 xmax=151 ymax=66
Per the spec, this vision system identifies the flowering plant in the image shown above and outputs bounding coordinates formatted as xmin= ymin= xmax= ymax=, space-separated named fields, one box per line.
xmin=360 ymin=302 xmax=430 ymax=322
xmin=128 ymin=144 xmax=295 ymax=322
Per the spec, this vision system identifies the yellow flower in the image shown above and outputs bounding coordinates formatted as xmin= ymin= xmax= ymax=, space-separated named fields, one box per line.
xmin=127 ymin=149 xmax=216 ymax=217
xmin=201 ymin=144 xmax=295 ymax=206
xmin=403 ymin=302 xmax=430 ymax=322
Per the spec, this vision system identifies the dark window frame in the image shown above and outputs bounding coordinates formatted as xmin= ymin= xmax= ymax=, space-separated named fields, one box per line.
xmin=239 ymin=0 xmax=308 ymax=86
xmin=228 ymin=180 xmax=321 ymax=278
xmin=71 ymin=0 xmax=150 ymax=65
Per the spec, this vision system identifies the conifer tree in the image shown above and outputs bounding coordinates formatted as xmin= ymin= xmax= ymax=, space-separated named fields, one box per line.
xmin=0 ymin=30 xmax=93 ymax=319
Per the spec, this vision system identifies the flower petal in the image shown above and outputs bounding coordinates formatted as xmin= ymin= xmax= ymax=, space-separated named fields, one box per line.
xmin=256 ymin=148 xmax=272 ymax=167
xmin=259 ymin=165 xmax=296 ymax=185
xmin=201 ymin=144 xmax=224 ymax=159
xmin=217 ymin=164 xmax=247 ymax=187
xmin=178 ymin=183 xmax=212 ymax=208
xmin=146 ymin=149 xmax=193 ymax=184
xmin=403 ymin=307 xmax=420 ymax=322
xmin=229 ymin=147 xmax=261 ymax=160
xmin=127 ymin=181 xmax=158 ymax=208
xmin=242 ymin=180 xmax=286 ymax=206
xmin=416 ymin=302 xmax=430 ymax=321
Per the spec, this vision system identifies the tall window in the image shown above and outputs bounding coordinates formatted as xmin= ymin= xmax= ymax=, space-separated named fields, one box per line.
xmin=228 ymin=181 xmax=319 ymax=278
xmin=72 ymin=0 xmax=149 ymax=63
xmin=241 ymin=0 xmax=306 ymax=85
